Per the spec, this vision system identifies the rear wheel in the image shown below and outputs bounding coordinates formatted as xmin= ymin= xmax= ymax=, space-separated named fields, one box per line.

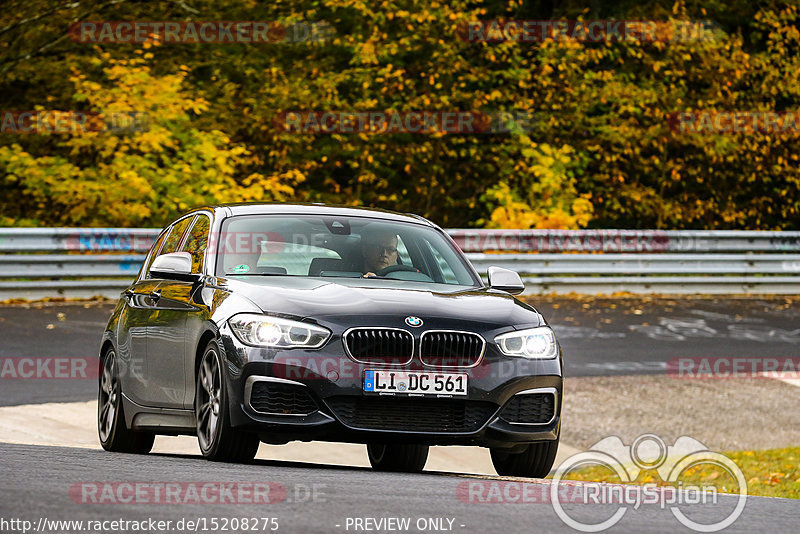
xmin=367 ymin=443 xmax=429 ymax=473
xmin=490 ymin=439 xmax=559 ymax=478
xmin=196 ymin=340 xmax=259 ymax=462
xmin=98 ymin=347 xmax=155 ymax=454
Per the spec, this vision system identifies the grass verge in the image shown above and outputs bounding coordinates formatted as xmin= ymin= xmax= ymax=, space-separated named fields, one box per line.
xmin=551 ymin=447 xmax=800 ymax=499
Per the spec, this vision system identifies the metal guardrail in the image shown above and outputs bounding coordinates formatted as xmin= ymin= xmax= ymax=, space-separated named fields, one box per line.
xmin=0 ymin=228 xmax=158 ymax=253
xmin=0 ymin=254 xmax=146 ymax=278
xmin=466 ymin=253 xmax=800 ymax=274
xmin=1 ymin=228 xmax=800 ymax=299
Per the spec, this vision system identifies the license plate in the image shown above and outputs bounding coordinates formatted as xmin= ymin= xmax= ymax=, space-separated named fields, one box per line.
xmin=363 ymin=370 xmax=468 ymax=396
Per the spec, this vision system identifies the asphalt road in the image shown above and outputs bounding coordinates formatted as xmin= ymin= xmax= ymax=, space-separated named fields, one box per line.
xmin=1 ymin=442 xmax=796 ymax=534
xmin=2 ymin=299 xmax=798 ymax=533
xmin=1 ymin=297 xmax=799 ymax=406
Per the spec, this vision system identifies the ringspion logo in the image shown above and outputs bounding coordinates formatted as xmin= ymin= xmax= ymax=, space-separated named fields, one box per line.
xmin=550 ymin=434 xmax=747 ymax=532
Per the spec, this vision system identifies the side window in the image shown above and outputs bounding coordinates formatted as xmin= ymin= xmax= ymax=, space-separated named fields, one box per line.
xmin=424 ymin=240 xmax=459 ymax=284
xmin=146 ymin=217 xmax=193 ymax=278
xmin=140 ymin=231 xmax=168 ymax=280
xmin=396 ymin=236 xmax=413 ymax=266
xmin=181 ymin=215 xmax=210 ymax=274
xmin=161 ymin=217 xmax=194 ymax=255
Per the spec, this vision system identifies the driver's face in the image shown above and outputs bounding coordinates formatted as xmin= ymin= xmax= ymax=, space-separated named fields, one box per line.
xmin=363 ymin=236 xmax=398 ymax=273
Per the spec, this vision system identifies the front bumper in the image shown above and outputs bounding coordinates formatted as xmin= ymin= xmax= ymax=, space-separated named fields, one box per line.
xmin=218 ymin=325 xmax=563 ymax=449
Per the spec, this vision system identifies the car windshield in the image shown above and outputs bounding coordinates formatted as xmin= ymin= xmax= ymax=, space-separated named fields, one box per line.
xmin=215 ymin=214 xmax=479 ymax=287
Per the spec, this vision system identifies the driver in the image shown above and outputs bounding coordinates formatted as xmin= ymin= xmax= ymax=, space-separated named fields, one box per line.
xmin=361 ymin=229 xmax=399 ymax=277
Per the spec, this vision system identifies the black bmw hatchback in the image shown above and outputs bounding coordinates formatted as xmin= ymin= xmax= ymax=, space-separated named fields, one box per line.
xmin=98 ymin=203 xmax=563 ymax=477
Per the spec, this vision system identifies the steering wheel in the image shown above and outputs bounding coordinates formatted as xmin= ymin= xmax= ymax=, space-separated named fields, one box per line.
xmin=376 ymin=264 xmax=419 ymax=276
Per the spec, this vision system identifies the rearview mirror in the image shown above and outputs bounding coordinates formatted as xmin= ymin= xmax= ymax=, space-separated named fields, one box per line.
xmin=150 ymin=252 xmax=199 ymax=282
xmin=487 ymin=266 xmax=525 ymax=295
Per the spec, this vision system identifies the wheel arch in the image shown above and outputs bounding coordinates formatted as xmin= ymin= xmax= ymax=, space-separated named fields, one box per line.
xmin=99 ymin=338 xmax=115 ymax=377
xmin=194 ymin=328 xmax=220 ymax=378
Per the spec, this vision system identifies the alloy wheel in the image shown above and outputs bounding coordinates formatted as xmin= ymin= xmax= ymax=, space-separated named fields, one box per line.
xmin=197 ymin=347 xmax=221 ymax=451
xmin=98 ymin=351 xmax=118 ymax=442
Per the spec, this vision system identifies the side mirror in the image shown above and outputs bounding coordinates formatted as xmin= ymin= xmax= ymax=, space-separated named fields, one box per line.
xmin=487 ymin=266 xmax=525 ymax=295
xmin=150 ymin=252 xmax=199 ymax=282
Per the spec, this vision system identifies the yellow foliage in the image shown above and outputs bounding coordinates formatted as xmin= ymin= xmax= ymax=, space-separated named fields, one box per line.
xmin=484 ymin=144 xmax=594 ymax=230
xmin=0 ymin=54 xmax=300 ymax=226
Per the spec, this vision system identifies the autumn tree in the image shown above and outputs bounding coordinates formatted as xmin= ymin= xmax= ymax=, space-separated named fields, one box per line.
xmin=0 ymin=52 xmax=302 ymax=226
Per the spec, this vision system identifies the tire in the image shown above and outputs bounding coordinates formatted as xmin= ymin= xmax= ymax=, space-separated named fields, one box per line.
xmin=98 ymin=347 xmax=155 ymax=454
xmin=490 ymin=438 xmax=559 ymax=478
xmin=196 ymin=340 xmax=259 ymax=462
xmin=367 ymin=443 xmax=429 ymax=473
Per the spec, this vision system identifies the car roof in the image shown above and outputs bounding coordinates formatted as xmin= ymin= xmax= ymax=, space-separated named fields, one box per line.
xmin=194 ymin=203 xmax=434 ymax=226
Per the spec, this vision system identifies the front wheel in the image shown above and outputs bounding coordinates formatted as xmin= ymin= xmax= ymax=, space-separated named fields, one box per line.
xmin=490 ymin=439 xmax=559 ymax=478
xmin=367 ymin=443 xmax=429 ymax=472
xmin=195 ymin=340 xmax=259 ymax=462
xmin=98 ymin=347 xmax=154 ymax=454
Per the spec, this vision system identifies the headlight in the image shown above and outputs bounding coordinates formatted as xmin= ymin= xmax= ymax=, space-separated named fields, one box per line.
xmin=495 ymin=327 xmax=558 ymax=359
xmin=228 ymin=313 xmax=331 ymax=348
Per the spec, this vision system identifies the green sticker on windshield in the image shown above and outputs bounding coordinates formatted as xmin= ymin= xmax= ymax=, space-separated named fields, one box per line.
xmin=233 ymin=264 xmax=250 ymax=273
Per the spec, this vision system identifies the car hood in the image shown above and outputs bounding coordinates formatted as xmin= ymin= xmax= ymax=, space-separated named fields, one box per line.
xmin=221 ymin=276 xmax=543 ymax=330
